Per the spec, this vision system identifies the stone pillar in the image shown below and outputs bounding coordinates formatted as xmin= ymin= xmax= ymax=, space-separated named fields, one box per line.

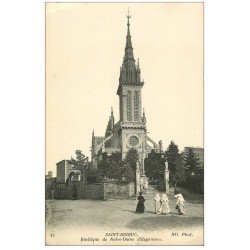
xmin=140 ymin=141 xmax=148 ymax=190
xmin=164 ymin=160 xmax=170 ymax=192
xmin=135 ymin=160 xmax=141 ymax=194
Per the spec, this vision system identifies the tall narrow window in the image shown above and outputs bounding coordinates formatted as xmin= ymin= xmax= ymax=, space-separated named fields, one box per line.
xmin=127 ymin=91 xmax=132 ymax=121
xmin=134 ymin=91 xmax=139 ymax=121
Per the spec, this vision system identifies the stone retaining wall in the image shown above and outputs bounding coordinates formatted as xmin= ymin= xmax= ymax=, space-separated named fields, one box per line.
xmin=103 ymin=181 xmax=134 ymax=200
xmin=51 ymin=181 xmax=135 ymax=200
xmin=84 ymin=183 xmax=104 ymax=200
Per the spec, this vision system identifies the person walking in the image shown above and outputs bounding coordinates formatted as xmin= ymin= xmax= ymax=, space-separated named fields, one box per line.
xmin=154 ymin=193 xmax=162 ymax=215
xmin=161 ymin=194 xmax=170 ymax=214
xmin=175 ymin=194 xmax=186 ymax=215
xmin=136 ymin=191 xmax=145 ymax=213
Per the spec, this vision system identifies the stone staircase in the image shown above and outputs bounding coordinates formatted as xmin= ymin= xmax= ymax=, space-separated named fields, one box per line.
xmin=141 ymin=184 xmax=159 ymax=199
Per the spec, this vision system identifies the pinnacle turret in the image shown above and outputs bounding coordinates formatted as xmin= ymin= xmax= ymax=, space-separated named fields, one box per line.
xmin=142 ymin=108 xmax=146 ymax=123
xmin=111 ymin=106 xmax=113 ymax=117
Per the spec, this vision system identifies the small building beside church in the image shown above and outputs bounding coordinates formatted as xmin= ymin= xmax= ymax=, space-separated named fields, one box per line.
xmin=56 ymin=160 xmax=81 ymax=183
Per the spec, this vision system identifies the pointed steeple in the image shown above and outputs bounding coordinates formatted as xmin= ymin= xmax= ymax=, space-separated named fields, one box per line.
xmin=124 ymin=12 xmax=134 ymax=61
xmin=117 ymin=11 xmax=144 ymax=95
xmin=110 ymin=106 xmax=114 ymax=130
xmin=105 ymin=107 xmax=115 ymax=136
xmin=111 ymin=106 xmax=113 ymax=117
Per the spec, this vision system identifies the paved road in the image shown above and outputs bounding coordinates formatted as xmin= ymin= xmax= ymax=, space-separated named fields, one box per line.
xmin=46 ymin=189 xmax=204 ymax=245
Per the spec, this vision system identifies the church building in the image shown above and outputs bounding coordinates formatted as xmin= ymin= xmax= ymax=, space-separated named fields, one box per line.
xmin=91 ymin=14 xmax=161 ymax=171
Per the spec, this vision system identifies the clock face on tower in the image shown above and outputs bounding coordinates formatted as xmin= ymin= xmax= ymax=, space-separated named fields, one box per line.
xmin=128 ymin=135 xmax=140 ymax=147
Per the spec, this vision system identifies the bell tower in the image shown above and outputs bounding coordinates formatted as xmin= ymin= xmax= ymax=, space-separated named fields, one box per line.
xmin=117 ymin=13 xmax=144 ymax=123
xmin=117 ymin=12 xmax=147 ymax=168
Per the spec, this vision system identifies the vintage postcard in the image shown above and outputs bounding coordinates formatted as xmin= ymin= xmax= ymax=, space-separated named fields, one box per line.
xmin=45 ymin=2 xmax=204 ymax=246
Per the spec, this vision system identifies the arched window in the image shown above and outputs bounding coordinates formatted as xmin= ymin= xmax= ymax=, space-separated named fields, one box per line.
xmin=127 ymin=91 xmax=132 ymax=121
xmin=134 ymin=91 xmax=139 ymax=121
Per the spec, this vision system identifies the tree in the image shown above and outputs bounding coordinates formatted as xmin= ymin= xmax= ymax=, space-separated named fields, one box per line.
xmin=124 ymin=148 xmax=139 ymax=172
xmin=144 ymin=150 xmax=165 ymax=182
xmin=121 ymin=161 xmax=135 ymax=183
xmin=70 ymin=150 xmax=88 ymax=181
xmin=98 ymin=152 xmax=123 ymax=180
xmin=165 ymin=141 xmax=185 ymax=189
xmin=121 ymin=148 xmax=139 ymax=183
xmin=183 ymin=148 xmax=200 ymax=173
xmin=165 ymin=141 xmax=179 ymax=173
xmin=170 ymin=154 xmax=186 ymax=189
xmin=98 ymin=152 xmax=109 ymax=178
xmin=97 ymin=149 xmax=138 ymax=183
xmin=108 ymin=152 xmax=123 ymax=179
xmin=85 ymin=168 xmax=103 ymax=183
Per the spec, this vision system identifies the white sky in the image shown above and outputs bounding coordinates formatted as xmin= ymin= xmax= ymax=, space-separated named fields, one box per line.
xmin=46 ymin=3 xmax=203 ymax=175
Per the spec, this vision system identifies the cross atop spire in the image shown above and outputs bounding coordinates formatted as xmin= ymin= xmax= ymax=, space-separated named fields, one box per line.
xmin=126 ymin=12 xmax=131 ymax=34
xmin=126 ymin=7 xmax=131 ymax=20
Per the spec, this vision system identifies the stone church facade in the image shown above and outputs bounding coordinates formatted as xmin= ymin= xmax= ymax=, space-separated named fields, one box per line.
xmin=91 ymin=14 xmax=161 ymax=170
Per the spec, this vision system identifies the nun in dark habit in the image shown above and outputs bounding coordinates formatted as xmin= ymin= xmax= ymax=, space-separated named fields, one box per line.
xmin=136 ymin=191 xmax=145 ymax=213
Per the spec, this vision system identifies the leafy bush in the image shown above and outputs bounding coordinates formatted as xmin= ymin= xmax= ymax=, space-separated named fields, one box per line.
xmin=182 ymin=173 xmax=204 ymax=194
xmin=97 ymin=149 xmax=138 ymax=183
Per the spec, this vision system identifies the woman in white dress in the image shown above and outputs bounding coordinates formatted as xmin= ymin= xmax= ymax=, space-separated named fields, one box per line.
xmin=175 ymin=194 xmax=186 ymax=215
xmin=154 ymin=193 xmax=161 ymax=215
xmin=161 ymin=194 xmax=170 ymax=214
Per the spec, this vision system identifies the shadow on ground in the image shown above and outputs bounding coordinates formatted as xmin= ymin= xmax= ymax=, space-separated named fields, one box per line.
xmin=126 ymin=215 xmax=204 ymax=231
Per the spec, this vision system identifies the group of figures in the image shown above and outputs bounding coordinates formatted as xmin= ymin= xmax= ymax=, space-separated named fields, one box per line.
xmin=154 ymin=193 xmax=170 ymax=214
xmin=135 ymin=192 xmax=186 ymax=215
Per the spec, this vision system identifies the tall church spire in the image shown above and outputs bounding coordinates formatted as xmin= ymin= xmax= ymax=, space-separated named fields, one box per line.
xmin=118 ymin=11 xmax=144 ymax=88
xmin=124 ymin=11 xmax=134 ymax=60
xmin=117 ymin=11 xmax=144 ymax=98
